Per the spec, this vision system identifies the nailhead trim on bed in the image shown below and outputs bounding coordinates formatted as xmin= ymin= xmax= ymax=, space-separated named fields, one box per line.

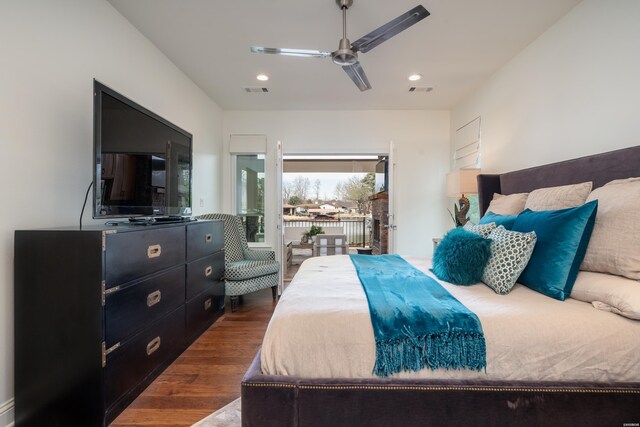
xmin=242 ymin=382 xmax=640 ymax=394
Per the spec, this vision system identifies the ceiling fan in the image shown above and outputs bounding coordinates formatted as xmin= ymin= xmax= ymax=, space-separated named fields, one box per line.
xmin=250 ymin=0 xmax=430 ymax=91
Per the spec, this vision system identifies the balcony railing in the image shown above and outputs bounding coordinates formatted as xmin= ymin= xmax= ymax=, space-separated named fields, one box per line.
xmin=284 ymin=218 xmax=369 ymax=247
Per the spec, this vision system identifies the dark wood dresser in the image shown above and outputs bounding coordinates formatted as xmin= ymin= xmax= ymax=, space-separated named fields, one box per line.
xmin=14 ymin=220 xmax=224 ymax=426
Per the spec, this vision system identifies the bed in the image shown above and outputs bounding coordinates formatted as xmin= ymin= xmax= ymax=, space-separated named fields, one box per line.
xmin=242 ymin=146 xmax=640 ymax=426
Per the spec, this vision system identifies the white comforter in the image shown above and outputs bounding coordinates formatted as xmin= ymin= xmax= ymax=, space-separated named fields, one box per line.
xmin=261 ymin=255 xmax=640 ymax=382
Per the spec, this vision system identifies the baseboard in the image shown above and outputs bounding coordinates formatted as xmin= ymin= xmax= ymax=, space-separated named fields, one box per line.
xmin=0 ymin=398 xmax=14 ymax=427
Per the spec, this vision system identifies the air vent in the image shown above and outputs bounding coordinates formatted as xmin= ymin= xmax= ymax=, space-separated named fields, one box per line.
xmin=409 ymin=87 xmax=433 ymax=93
xmin=243 ymin=87 xmax=269 ymax=93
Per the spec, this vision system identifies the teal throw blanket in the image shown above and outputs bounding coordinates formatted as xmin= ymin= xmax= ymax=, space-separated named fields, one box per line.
xmin=350 ymin=254 xmax=486 ymax=376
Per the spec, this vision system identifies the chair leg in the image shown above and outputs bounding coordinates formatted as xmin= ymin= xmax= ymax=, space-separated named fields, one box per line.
xmin=230 ymin=296 xmax=239 ymax=312
xmin=271 ymin=285 xmax=278 ymax=300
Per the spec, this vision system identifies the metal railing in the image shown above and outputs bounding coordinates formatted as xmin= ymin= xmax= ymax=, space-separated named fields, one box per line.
xmin=284 ymin=218 xmax=369 ymax=247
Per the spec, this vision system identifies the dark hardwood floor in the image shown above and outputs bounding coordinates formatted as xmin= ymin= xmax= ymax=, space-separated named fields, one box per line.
xmin=111 ymin=287 xmax=278 ymax=427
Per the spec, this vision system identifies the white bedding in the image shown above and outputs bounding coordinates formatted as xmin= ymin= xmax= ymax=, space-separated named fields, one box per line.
xmin=261 ymin=255 xmax=640 ymax=382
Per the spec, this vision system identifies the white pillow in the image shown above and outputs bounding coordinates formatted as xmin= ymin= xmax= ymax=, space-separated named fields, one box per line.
xmin=581 ymin=177 xmax=640 ymax=280
xmin=571 ymin=271 xmax=640 ymax=320
xmin=486 ymin=193 xmax=528 ymax=215
xmin=525 ymin=182 xmax=592 ymax=211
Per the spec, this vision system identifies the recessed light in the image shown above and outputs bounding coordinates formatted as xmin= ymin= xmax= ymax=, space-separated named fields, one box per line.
xmin=408 ymin=74 xmax=422 ymax=81
xmin=256 ymin=74 xmax=269 ymax=81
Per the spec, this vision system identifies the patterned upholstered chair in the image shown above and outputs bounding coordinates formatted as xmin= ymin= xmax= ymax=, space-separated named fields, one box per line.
xmin=197 ymin=213 xmax=280 ymax=312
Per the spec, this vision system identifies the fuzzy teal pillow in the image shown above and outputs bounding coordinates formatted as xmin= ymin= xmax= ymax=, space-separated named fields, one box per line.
xmin=432 ymin=228 xmax=492 ymax=286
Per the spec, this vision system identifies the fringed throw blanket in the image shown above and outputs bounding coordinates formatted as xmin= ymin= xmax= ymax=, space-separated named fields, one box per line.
xmin=350 ymin=254 xmax=486 ymax=376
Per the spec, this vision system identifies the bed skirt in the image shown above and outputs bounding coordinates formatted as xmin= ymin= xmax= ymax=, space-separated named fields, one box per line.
xmin=241 ymin=350 xmax=640 ymax=426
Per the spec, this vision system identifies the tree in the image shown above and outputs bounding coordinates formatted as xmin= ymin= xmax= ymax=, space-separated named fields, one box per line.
xmin=283 ymin=176 xmax=311 ymax=203
xmin=291 ymin=176 xmax=310 ymax=200
xmin=257 ymin=177 xmax=265 ymax=211
xmin=282 ymin=181 xmax=293 ymax=203
xmin=313 ymin=179 xmax=321 ymax=202
xmin=340 ymin=173 xmax=375 ymax=214
xmin=334 ymin=182 xmax=345 ymax=200
xmin=288 ymin=195 xmax=303 ymax=206
xmin=362 ymin=172 xmax=375 ymax=194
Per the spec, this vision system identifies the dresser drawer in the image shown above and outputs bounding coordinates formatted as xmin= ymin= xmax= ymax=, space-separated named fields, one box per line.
xmin=105 ymin=266 xmax=185 ymax=347
xmin=186 ymin=289 xmax=224 ymax=337
xmin=186 ymin=252 xmax=225 ymax=300
xmin=105 ymin=305 xmax=185 ymax=408
xmin=105 ymin=226 xmax=186 ymax=287
xmin=187 ymin=221 xmax=224 ymax=262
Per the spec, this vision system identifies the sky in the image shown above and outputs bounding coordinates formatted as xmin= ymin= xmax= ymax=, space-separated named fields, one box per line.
xmin=283 ymin=172 xmax=367 ymax=201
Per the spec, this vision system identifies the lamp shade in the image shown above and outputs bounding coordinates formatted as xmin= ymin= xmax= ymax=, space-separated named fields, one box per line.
xmin=446 ymin=168 xmax=480 ymax=197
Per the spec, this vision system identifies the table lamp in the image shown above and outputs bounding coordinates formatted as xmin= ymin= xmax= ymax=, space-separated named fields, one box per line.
xmin=446 ymin=168 xmax=480 ymax=226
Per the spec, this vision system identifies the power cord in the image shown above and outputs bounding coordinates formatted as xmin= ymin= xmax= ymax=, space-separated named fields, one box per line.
xmin=79 ymin=181 xmax=93 ymax=230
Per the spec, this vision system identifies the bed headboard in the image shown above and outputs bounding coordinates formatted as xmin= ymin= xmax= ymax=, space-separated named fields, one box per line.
xmin=478 ymin=145 xmax=640 ymax=216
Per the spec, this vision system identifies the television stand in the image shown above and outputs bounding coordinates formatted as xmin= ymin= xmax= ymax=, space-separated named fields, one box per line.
xmin=15 ymin=220 xmax=225 ymax=426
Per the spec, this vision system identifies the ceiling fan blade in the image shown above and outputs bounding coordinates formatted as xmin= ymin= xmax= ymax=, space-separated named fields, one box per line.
xmin=351 ymin=5 xmax=430 ymax=54
xmin=250 ymin=46 xmax=331 ymax=58
xmin=342 ymin=62 xmax=372 ymax=91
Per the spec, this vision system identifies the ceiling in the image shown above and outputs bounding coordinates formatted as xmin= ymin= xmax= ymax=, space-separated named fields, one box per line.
xmin=108 ymin=0 xmax=581 ymax=110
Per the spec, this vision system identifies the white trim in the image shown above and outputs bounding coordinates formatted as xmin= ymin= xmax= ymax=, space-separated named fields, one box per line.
xmin=275 ymin=140 xmax=284 ymax=293
xmin=387 ymin=140 xmax=397 ymax=254
xmin=0 ymin=398 xmax=14 ymax=427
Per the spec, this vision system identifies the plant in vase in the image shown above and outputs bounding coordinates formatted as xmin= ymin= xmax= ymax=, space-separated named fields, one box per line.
xmin=305 ymin=225 xmax=325 ymax=243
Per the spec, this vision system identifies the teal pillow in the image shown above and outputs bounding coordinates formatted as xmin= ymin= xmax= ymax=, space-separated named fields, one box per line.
xmin=480 ymin=211 xmax=518 ymax=230
xmin=431 ymin=228 xmax=492 ymax=286
xmin=511 ymin=200 xmax=598 ymax=300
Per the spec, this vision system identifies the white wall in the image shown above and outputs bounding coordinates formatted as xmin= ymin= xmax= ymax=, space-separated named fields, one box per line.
xmin=0 ymin=1 xmax=223 ymax=424
xmin=223 ymin=110 xmax=451 ymax=256
xmin=451 ymin=0 xmax=640 ymax=173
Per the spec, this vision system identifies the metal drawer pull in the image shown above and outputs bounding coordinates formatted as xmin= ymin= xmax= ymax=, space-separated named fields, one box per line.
xmin=146 ymin=337 xmax=161 ymax=356
xmin=205 ymin=266 xmax=213 ymax=277
xmin=204 ymin=298 xmax=212 ymax=311
xmin=205 ymin=233 xmax=213 ymax=243
xmin=147 ymin=244 xmax=162 ymax=259
xmin=147 ymin=290 xmax=162 ymax=307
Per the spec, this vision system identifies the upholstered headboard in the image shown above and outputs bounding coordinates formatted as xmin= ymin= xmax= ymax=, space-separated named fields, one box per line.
xmin=478 ymin=145 xmax=640 ymax=216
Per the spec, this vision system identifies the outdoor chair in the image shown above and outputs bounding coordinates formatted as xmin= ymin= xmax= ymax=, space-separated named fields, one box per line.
xmin=197 ymin=213 xmax=279 ymax=312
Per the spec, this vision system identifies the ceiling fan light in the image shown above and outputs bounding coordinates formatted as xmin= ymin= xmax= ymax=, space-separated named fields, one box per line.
xmin=408 ymin=74 xmax=422 ymax=81
xmin=256 ymin=74 xmax=269 ymax=81
xmin=332 ymin=52 xmax=358 ymax=66
xmin=332 ymin=37 xmax=358 ymax=66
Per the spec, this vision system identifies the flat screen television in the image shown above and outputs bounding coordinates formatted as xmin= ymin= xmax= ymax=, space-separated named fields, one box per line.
xmin=93 ymin=81 xmax=193 ymax=218
xmin=375 ymin=156 xmax=388 ymax=194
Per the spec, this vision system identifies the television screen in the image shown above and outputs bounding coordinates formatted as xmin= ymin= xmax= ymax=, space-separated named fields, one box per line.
xmin=93 ymin=81 xmax=192 ymax=218
xmin=375 ymin=157 xmax=388 ymax=193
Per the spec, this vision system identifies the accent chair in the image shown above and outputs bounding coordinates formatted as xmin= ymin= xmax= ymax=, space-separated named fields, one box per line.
xmin=197 ymin=213 xmax=280 ymax=312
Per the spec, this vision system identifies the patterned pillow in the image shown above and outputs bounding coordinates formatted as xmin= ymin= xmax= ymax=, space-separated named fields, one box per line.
xmin=463 ymin=222 xmax=496 ymax=238
xmin=481 ymin=226 xmax=537 ymax=295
